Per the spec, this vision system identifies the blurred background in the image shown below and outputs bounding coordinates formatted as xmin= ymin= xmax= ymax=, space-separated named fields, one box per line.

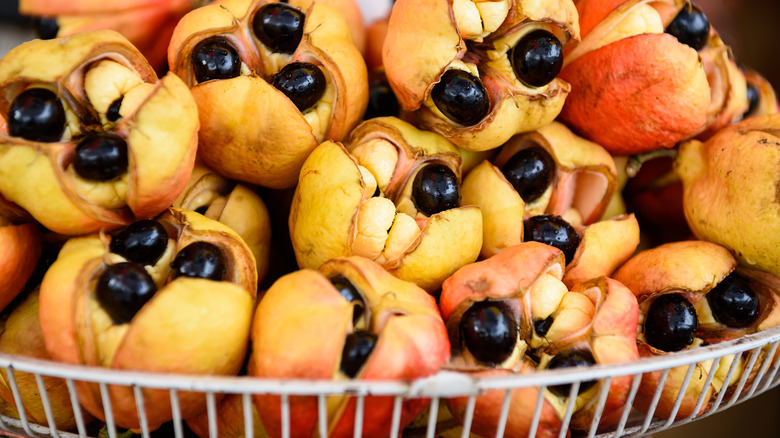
xmin=0 ymin=0 xmax=778 ymax=437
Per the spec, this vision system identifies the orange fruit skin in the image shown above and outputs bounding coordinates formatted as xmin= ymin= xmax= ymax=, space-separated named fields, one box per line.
xmin=559 ymin=33 xmax=710 ymax=155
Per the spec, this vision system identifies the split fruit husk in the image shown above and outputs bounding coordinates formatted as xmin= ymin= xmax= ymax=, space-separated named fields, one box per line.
xmin=38 ymin=208 xmax=257 ymax=430
xmin=560 ymin=0 xmax=711 ymax=155
xmin=440 ymin=242 xmax=639 ymax=435
xmin=0 ymin=30 xmax=199 ymax=235
xmin=19 ymin=0 xmax=196 ymax=71
xmin=613 ymin=240 xmax=780 ymax=420
xmin=168 ymin=0 xmax=367 ymax=189
xmin=173 ymin=161 xmax=272 ymax=283
xmin=675 ymin=114 xmax=780 ymax=278
xmin=289 ymin=117 xmax=482 ymax=292
xmin=249 ymin=256 xmax=449 ymax=438
xmin=383 ymin=0 xmax=580 ymax=151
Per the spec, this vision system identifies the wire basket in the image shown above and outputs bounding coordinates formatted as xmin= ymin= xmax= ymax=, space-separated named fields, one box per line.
xmin=0 ymin=325 xmax=779 ymax=438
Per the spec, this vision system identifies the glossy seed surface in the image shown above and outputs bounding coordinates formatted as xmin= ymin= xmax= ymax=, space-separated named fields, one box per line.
xmin=745 ymin=82 xmax=759 ymax=116
xmin=431 ymin=69 xmax=489 ymax=126
xmin=340 ymin=331 xmax=377 ymax=378
xmin=707 ymin=273 xmax=760 ymax=328
xmin=96 ymin=262 xmax=157 ymax=324
xmin=644 ymin=294 xmax=697 ymax=352
xmin=272 ymin=62 xmax=326 ymax=111
xmin=511 ymin=29 xmax=563 ymax=88
xmin=547 ymin=350 xmax=597 ymax=397
xmin=329 ymin=274 xmax=365 ymax=324
xmin=523 ymin=215 xmax=580 ymax=265
xmin=501 ymin=146 xmax=556 ymax=203
xmin=534 ymin=315 xmax=554 ymax=337
xmin=33 ymin=17 xmax=59 ymax=39
xmin=252 ymin=3 xmax=305 ymax=54
xmin=73 ymin=133 xmax=129 ymax=181
xmin=170 ymin=242 xmax=227 ymax=281
xmin=364 ymin=78 xmax=399 ymax=120
xmin=8 ymin=88 xmax=66 ymax=142
xmin=666 ymin=5 xmax=710 ymax=51
xmin=460 ymin=301 xmax=517 ymax=365
xmin=411 ymin=163 xmax=460 ymax=216
xmin=192 ymin=37 xmax=241 ymax=83
xmin=110 ymin=220 xmax=169 ymax=266
xmin=107 ymin=97 xmax=123 ymax=122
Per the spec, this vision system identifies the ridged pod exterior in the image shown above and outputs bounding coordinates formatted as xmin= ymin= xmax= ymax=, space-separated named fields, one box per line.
xmin=560 ymin=0 xmax=710 ymax=155
xmin=460 ymin=122 xmax=635 ymax=273
xmin=173 ymin=161 xmax=272 ymax=283
xmin=289 ymin=117 xmax=482 ymax=292
xmin=168 ymin=0 xmax=367 ymax=189
xmin=0 ymin=30 xmax=199 ymax=235
xmin=613 ymin=241 xmax=780 ymax=420
xmin=676 ymin=114 xmax=780 ymax=279
xmin=250 ymin=256 xmax=449 ymax=438
xmin=19 ymin=0 xmax=195 ymax=70
xmin=441 ymin=242 xmax=639 ymax=435
xmin=383 ymin=0 xmax=580 ymax=151
xmin=38 ymin=208 xmax=257 ymax=430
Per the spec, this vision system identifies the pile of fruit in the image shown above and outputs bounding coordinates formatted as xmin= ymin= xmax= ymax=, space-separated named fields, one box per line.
xmin=1 ymin=0 xmax=779 ymax=437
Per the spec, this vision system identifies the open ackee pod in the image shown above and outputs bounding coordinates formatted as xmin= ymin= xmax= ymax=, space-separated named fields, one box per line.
xmin=289 ymin=117 xmax=482 ymax=292
xmin=613 ymin=240 xmax=780 ymax=420
xmin=168 ymin=0 xmax=367 ymax=189
xmin=0 ymin=30 xmax=199 ymax=236
xmin=173 ymin=161 xmax=272 ymax=283
xmin=250 ymin=256 xmax=449 ymax=438
xmin=383 ymin=0 xmax=579 ymax=151
xmin=18 ymin=0 xmax=196 ymax=71
xmin=38 ymin=208 xmax=257 ymax=430
xmin=560 ymin=0 xmax=711 ymax=155
xmin=676 ymin=114 xmax=780 ymax=279
xmin=742 ymin=68 xmax=779 ymax=119
xmin=440 ymin=243 xmax=639 ymax=436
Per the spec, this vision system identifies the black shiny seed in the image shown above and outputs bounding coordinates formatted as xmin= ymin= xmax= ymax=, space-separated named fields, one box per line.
xmin=194 ymin=206 xmax=210 ymax=215
xmin=644 ymin=294 xmax=697 ymax=352
xmin=431 ymin=69 xmax=489 ymax=126
xmin=364 ymin=79 xmax=399 ymax=120
xmin=745 ymin=82 xmax=759 ymax=117
xmin=460 ymin=301 xmax=517 ymax=365
xmin=411 ymin=164 xmax=460 ymax=216
xmin=33 ymin=17 xmax=59 ymax=40
xmin=511 ymin=29 xmax=563 ymax=88
xmin=192 ymin=37 xmax=241 ymax=83
xmin=340 ymin=331 xmax=377 ymax=378
xmin=534 ymin=315 xmax=554 ymax=337
xmin=272 ymin=62 xmax=326 ymax=111
xmin=523 ymin=215 xmax=580 ymax=265
xmin=8 ymin=88 xmax=66 ymax=142
xmin=501 ymin=146 xmax=556 ymax=203
xmin=707 ymin=273 xmax=760 ymax=328
xmin=170 ymin=242 xmax=227 ymax=281
xmin=107 ymin=97 xmax=123 ymax=122
xmin=547 ymin=351 xmax=597 ymax=397
xmin=73 ymin=133 xmax=128 ymax=181
xmin=110 ymin=220 xmax=169 ymax=266
xmin=96 ymin=262 xmax=157 ymax=324
xmin=252 ymin=3 xmax=305 ymax=54
xmin=329 ymin=274 xmax=365 ymax=325
xmin=666 ymin=5 xmax=710 ymax=51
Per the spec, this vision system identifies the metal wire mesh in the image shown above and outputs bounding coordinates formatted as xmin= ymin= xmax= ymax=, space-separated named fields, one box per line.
xmin=1 ymin=325 xmax=779 ymax=438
